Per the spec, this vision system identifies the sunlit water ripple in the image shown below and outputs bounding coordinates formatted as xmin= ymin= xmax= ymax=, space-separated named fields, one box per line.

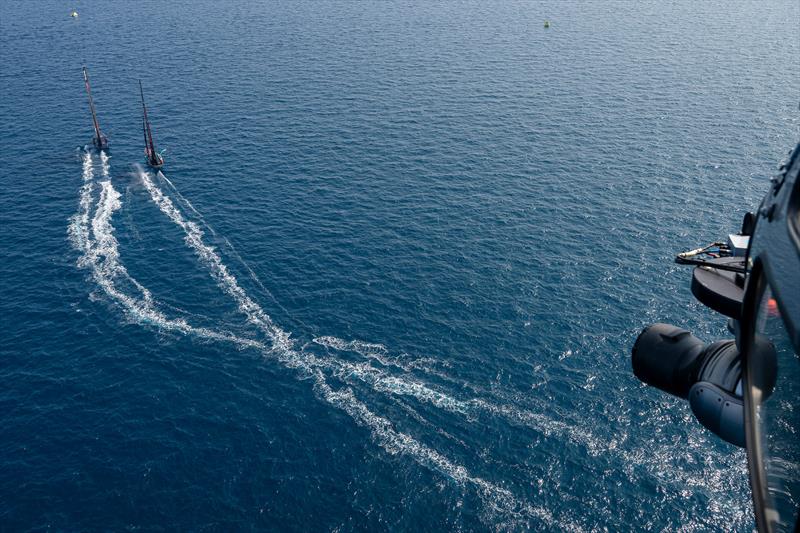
xmin=1 ymin=0 xmax=798 ymax=530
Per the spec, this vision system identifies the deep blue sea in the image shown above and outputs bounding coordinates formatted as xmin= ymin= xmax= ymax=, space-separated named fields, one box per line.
xmin=1 ymin=1 xmax=798 ymax=530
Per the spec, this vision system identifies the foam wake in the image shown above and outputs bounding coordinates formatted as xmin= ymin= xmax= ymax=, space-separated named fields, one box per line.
xmin=312 ymin=336 xmax=441 ymax=374
xmin=313 ymin=371 xmax=574 ymax=530
xmin=83 ymin=160 xmax=747 ymax=529
xmin=159 ymin=171 xmax=311 ymax=333
xmin=61 ymin=158 xmax=746 ymax=531
xmin=313 ymin=336 xmax=388 ymax=357
xmin=138 ymin=168 xmax=293 ymax=353
xmin=137 ymin=168 xmax=568 ymax=528
xmin=67 ymin=150 xmax=95 ymax=253
xmin=134 ymin=176 xmax=496 ymax=419
xmin=144 ymin=167 xmax=747 ymax=526
xmin=140 ymin=172 xmax=521 ymax=418
xmin=70 ymin=151 xmax=260 ymax=350
xmin=139 ymin=168 xmax=749 ymax=527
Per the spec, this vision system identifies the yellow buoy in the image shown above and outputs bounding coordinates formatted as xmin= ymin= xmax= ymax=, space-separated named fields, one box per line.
xmin=544 ymin=20 xmax=550 ymax=28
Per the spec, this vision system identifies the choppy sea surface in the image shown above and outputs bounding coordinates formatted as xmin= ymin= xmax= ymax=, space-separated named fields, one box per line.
xmin=1 ymin=1 xmax=798 ymax=530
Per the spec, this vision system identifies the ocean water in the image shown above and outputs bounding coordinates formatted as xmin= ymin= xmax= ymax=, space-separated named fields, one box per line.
xmin=1 ymin=0 xmax=798 ymax=530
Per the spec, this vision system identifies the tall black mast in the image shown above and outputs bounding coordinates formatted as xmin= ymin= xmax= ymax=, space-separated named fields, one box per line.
xmin=83 ymin=67 xmax=107 ymax=150
xmin=139 ymin=80 xmax=158 ymax=163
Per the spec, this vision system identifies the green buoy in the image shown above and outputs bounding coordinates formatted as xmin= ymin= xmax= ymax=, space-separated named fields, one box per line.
xmin=544 ymin=20 xmax=550 ymax=28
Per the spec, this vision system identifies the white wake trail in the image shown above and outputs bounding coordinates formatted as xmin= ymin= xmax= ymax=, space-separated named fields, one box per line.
xmin=70 ymin=151 xmax=260 ymax=350
xmin=313 ymin=336 xmax=438 ymax=373
xmin=69 ymin=157 xmax=747 ymax=530
xmin=67 ymin=150 xmax=95 ymax=253
xmin=99 ymin=149 xmax=110 ymax=179
xmin=158 ymin=171 xmax=320 ymax=336
xmin=158 ymin=172 xmax=207 ymax=227
xmin=97 ymin=151 xmax=155 ymax=308
xmin=143 ymin=170 xmax=494 ymax=416
xmin=138 ymin=168 xmax=569 ymax=529
xmin=140 ymin=171 xmax=493 ymax=417
xmin=145 ymin=167 xmax=691 ymax=515
xmin=142 ymin=168 xmax=749 ymax=526
xmin=139 ymin=169 xmax=293 ymax=353
xmin=313 ymin=372 xmax=572 ymax=530
xmin=313 ymin=336 xmax=388 ymax=357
